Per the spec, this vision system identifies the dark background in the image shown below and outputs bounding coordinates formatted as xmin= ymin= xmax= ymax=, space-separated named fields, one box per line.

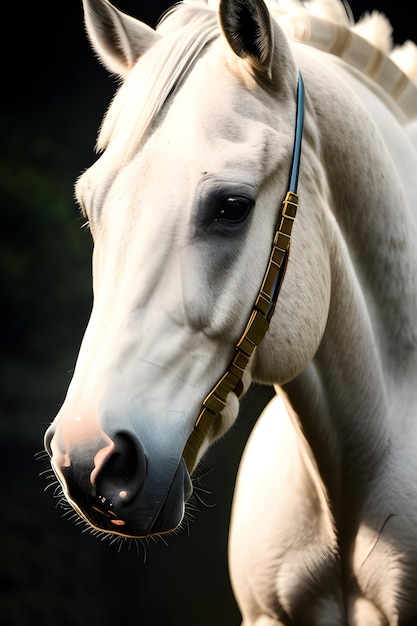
xmin=1 ymin=1 xmax=415 ymax=625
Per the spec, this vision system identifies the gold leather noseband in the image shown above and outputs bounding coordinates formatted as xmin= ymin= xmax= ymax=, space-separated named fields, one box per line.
xmin=183 ymin=73 xmax=305 ymax=473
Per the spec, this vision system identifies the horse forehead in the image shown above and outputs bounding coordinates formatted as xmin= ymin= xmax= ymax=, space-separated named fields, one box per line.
xmin=80 ymin=109 xmax=276 ymax=214
xmin=139 ymin=110 xmax=282 ymax=196
xmin=149 ymin=54 xmax=280 ymax=160
xmin=79 ymin=53 xmax=289 ymax=215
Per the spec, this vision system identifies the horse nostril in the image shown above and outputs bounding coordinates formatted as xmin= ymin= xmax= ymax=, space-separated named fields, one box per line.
xmin=95 ymin=432 xmax=147 ymax=506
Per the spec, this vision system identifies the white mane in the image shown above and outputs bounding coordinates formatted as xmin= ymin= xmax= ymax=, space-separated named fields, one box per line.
xmin=98 ymin=0 xmax=417 ymax=160
xmin=97 ymin=6 xmax=219 ymax=156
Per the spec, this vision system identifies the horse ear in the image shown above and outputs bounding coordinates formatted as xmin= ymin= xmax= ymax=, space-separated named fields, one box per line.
xmin=219 ymin=0 xmax=273 ymax=79
xmin=82 ymin=0 xmax=160 ymax=78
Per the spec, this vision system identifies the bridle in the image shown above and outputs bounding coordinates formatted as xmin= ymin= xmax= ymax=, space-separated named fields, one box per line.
xmin=183 ymin=72 xmax=305 ymax=473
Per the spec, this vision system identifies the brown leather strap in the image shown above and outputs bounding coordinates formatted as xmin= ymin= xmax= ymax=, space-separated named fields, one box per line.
xmin=183 ymin=73 xmax=305 ymax=473
xmin=183 ymin=191 xmax=298 ymax=472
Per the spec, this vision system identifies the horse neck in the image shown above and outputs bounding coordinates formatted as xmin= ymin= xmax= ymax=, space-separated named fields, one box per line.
xmin=303 ymin=50 xmax=417 ymax=378
xmin=284 ymin=55 xmax=417 ymax=514
xmin=284 ymin=242 xmax=391 ymax=510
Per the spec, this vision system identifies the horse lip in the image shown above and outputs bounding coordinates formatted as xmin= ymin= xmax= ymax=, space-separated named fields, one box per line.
xmin=147 ymin=458 xmax=192 ymax=536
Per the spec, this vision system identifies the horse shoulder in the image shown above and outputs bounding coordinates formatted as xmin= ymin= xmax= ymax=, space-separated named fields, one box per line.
xmin=350 ymin=408 xmax=417 ymax=622
xmin=229 ymin=391 xmax=343 ymax=625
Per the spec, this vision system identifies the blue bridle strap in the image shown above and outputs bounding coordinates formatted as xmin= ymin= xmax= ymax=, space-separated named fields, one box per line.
xmin=183 ymin=72 xmax=305 ymax=473
xmin=289 ymin=73 xmax=305 ymax=194
xmin=265 ymin=72 xmax=304 ymax=320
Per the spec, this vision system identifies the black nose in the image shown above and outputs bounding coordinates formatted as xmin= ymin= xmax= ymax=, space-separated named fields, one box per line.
xmin=59 ymin=431 xmax=147 ymax=533
xmin=46 ymin=426 xmax=191 ymax=537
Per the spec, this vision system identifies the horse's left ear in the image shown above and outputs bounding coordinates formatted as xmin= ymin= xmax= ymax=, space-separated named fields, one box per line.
xmin=219 ymin=0 xmax=273 ymax=79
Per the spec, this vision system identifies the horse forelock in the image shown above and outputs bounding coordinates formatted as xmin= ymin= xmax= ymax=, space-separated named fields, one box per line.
xmin=97 ymin=5 xmax=220 ymax=159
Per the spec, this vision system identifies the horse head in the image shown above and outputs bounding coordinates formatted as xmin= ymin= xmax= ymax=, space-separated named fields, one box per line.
xmin=44 ymin=0 xmax=331 ymax=538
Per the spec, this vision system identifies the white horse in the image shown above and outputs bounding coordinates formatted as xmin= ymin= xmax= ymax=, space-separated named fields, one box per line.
xmin=44 ymin=0 xmax=417 ymax=623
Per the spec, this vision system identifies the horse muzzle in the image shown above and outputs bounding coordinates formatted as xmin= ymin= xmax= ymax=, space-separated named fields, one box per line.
xmin=44 ymin=425 xmax=193 ymax=538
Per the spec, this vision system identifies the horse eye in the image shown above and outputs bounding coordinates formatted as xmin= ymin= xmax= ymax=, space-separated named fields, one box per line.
xmin=215 ymin=196 xmax=254 ymax=225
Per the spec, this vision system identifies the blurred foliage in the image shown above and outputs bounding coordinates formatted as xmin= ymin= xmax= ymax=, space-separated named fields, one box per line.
xmin=1 ymin=110 xmax=93 ymax=445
